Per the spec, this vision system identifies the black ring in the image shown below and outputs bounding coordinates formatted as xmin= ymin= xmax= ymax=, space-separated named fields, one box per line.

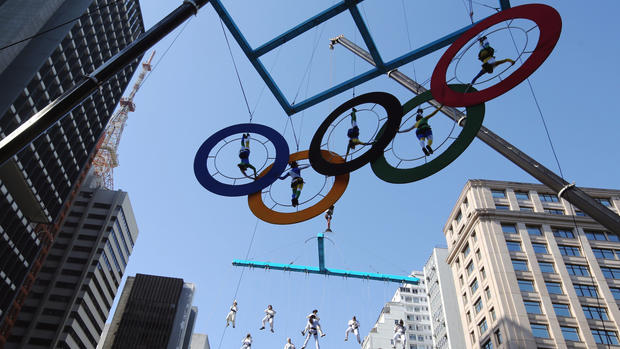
xmin=309 ymin=92 xmax=402 ymax=176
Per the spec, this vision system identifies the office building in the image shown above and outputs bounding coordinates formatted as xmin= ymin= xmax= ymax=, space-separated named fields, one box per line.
xmin=363 ymin=271 xmax=433 ymax=349
xmin=100 ymin=274 xmax=197 ymax=349
xmin=0 ymin=0 xmax=144 ymax=341
xmin=190 ymin=334 xmax=211 ymax=349
xmin=5 ymin=175 xmax=138 ymax=348
xmin=424 ymin=247 xmax=466 ymax=349
xmin=445 ymin=179 xmax=620 ymax=348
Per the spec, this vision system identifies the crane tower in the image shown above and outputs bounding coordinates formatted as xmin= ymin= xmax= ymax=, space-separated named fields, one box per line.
xmin=91 ymin=51 xmax=156 ymax=189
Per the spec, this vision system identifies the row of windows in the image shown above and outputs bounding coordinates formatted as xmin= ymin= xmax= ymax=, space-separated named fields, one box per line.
xmin=491 ymin=189 xmax=615 ymax=208
xmin=530 ymin=323 xmax=618 ymax=345
xmin=518 ymin=277 xmax=620 ymax=300
xmin=513 ymin=257 xmax=620 ymax=280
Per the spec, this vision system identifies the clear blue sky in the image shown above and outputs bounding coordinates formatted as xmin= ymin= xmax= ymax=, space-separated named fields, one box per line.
xmin=110 ymin=0 xmax=620 ymax=348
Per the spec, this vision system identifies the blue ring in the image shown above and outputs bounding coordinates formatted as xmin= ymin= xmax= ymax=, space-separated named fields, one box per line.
xmin=193 ymin=123 xmax=289 ymax=197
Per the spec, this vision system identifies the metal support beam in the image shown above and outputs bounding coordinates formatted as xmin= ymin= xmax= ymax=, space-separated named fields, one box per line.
xmin=348 ymin=3 xmax=383 ymax=69
xmin=332 ymin=35 xmax=620 ymax=235
xmin=0 ymin=0 xmax=210 ymax=166
xmin=317 ymin=233 xmax=326 ymax=271
xmin=499 ymin=0 xmax=512 ymax=10
xmin=233 ymin=260 xmax=419 ymax=284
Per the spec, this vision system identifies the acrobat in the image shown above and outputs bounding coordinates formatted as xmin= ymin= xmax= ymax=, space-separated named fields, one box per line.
xmin=392 ymin=319 xmax=406 ymax=349
xmin=344 ymin=316 xmax=361 ymax=344
xmin=226 ymin=300 xmax=238 ymax=328
xmin=260 ymin=304 xmax=276 ymax=332
xmin=324 ymin=205 xmax=334 ymax=232
xmin=284 ymin=337 xmax=296 ymax=349
xmin=398 ymin=106 xmax=443 ymax=156
xmin=301 ymin=314 xmax=321 ymax=349
xmin=238 ymin=133 xmax=257 ymax=179
xmin=345 ymin=108 xmax=375 ymax=159
xmin=302 ymin=309 xmax=325 ymax=337
xmin=279 ymin=161 xmax=310 ymax=207
xmin=470 ymin=36 xmax=515 ymax=85
xmin=241 ymin=333 xmax=252 ymax=349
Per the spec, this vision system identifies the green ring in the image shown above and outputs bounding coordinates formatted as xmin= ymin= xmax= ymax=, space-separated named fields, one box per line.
xmin=371 ymin=84 xmax=485 ymax=184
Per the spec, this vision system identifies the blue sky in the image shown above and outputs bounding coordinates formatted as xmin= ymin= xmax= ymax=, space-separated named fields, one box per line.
xmin=110 ymin=0 xmax=620 ymax=347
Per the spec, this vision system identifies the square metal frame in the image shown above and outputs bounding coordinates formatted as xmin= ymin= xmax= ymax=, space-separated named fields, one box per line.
xmin=210 ymin=0 xmax=511 ymax=115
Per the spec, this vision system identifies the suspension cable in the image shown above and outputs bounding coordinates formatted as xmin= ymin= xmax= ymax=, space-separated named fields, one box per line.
xmin=400 ymin=0 xmax=418 ymax=81
xmin=219 ymin=18 xmax=253 ymax=121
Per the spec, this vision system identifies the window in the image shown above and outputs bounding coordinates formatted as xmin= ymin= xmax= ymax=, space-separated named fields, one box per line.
xmin=466 ymin=311 xmax=471 ymax=323
xmin=455 ymin=210 xmax=463 ymax=223
xmin=553 ymin=228 xmax=575 ymax=239
xmin=585 ymin=230 xmax=607 ymax=241
xmin=538 ymin=262 xmax=555 ymax=273
xmin=596 ymin=198 xmax=612 ymax=207
xmin=545 ymin=208 xmax=564 ymax=215
xmin=463 ymin=244 xmax=471 ymax=258
xmin=475 ymin=249 xmax=481 ymax=261
xmin=512 ymin=260 xmax=528 ymax=271
xmin=480 ymin=267 xmax=486 ymax=280
xmin=470 ymin=279 xmax=479 ymax=294
xmin=515 ymin=191 xmax=529 ymax=200
xmin=592 ymin=329 xmax=619 ymax=345
xmin=501 ymin=223 xmax=517 ymax=234
xmin=520 ymin=206 xmax=534 ymax=212
xmin=463 ymin=292 xmax=468 ymax=304
xmin=490 ymin=307 xmax=496 ymax=321
xmin=600 ymin=267 xmax=620 ymax=279
xmin=466 ymin=261 xmax=474 ymax=275
xmin=539 ymin=193 xmax=559 ymax=202
xmin=583 ymin=306 xmax=608 ymax=320
xmin=592 ymin=248 xmax=616 ymax=259
xmin=558 ymin=245 xmax=580 ymax=256
xmin=485 ymin=287 xmax=491 ymax=300
xmin=575 ymin=210 xmax=587 ymax=217
xmin=478 ymin=318 xmax=488 ymax=335
xmin=495 ymin=204 xmax=510 ymax=210
xmin=574 ymin=284 xmax=598 ymax=298
xmin=553 ymin=303 xmax=571 ymax=317
xmin=546 ymin=281 xmax=563 ymax=294
xmin=532 ymin=243 xmax=548 ymax=254
xmin=530 ymin=323 xmax=550 ymax=338
xmin=566 ymin=264 xmax=589 ymax=277
xmin=474 ymin=298 xmax=483 ymax=314
xmin=524 ymin=301 xmax=542 ymax=314
xmin=561 ymin=327 xmax=580 ymax=342
xmin=507 ymin=241 xmax=522 ymax=252
xmin=610 ymin=287 xmax=620 ymax=300
xmin=495 ymin=330 xmax=503 ymax=344
xmin=526 ymin=225 xmax=542 ymax=236
xmin=492 ymin=190 xmax=506 ymax=198
xmin=470 ymin=331 xmax=476 ymax=344
xmin=482 ymin=339 xmax=493 ymax=349
xmin=518 ymin=279 xmax=535 ymax=292
xmin=459 ymin=275 xmax=464 ymax=286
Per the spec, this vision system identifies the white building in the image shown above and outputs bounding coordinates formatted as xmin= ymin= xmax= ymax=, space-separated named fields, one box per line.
xmin=363 ymin=271 xmax=433 ymax=349
xmin=424 ymin=248 xmax=466 ymax=349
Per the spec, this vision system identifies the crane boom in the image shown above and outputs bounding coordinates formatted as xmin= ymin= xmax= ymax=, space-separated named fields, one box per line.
xmin=91 ymin=51 xmax=156 ymax=189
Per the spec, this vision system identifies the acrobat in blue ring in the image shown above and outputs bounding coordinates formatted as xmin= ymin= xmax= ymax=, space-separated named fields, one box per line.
xmin=193 ymin=123 xmax=290 ymax=197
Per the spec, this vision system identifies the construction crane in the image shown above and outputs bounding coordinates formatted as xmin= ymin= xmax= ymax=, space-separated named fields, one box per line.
xmin=91 ymin=51 xmax=156 ymax=189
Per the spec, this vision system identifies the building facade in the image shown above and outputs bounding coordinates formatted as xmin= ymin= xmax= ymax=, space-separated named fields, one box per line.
xmin=5 ymin=175 xmax=138 ymax=348
xmin=0 ymin=0 xmax=144 ymax=340
xmin=424 ymin=247 xmax=466 ymax=349
xmin=445 ymin=179 xmax=620 ymax=348
xmin=363 ymin=271 xmax=433 ymax=349
xmin=100 ymin=274 xmax=197 ymax=349
xmin=189 ymin=333 xmax=211 ymax=349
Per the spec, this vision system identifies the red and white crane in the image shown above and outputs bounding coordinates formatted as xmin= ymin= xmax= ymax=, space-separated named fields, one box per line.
xmin=91 ymin=51 xmax=156 ymax=189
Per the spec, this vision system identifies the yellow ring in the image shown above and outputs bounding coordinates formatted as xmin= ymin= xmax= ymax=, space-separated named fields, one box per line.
xmin=248 ymin=150 xmax=349 ymax=225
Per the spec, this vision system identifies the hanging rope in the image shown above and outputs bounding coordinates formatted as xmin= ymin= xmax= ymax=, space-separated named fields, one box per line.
xmin=504 ymin=22 xmax=565 ymax=178
xmin=250 ymin=45 xmax=284 ymax=117
xmin=219 ymin=18 xmax=253 ymax=122
xmin=400 ymin=0 xmax=418 ymax=81
xmin=216 ymin=218 xmax=260 ymax=349
xmin=292 ymin=23 xmax=326 ymax=104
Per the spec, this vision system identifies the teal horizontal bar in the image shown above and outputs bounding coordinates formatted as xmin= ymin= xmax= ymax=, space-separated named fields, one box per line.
xmin=232 ymin=259 xmax=419 ymax=284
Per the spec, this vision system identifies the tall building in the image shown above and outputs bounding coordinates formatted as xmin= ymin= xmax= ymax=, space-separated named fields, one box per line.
xmin=424 ymin=247 xmax=466 ymax=349
xmin=190 ymin=334 xmax=211 ymax=349
xmin=363 ymin=271 xmax=433 ymax=349
xmin=0 ymin=0 xmax=144 ymax=341
xmin=5 ymin=175 xmax=138 ymax=348
xmin=444 ymin=179 xmax=620 ymax=348
xmin=100 ymin=274 xmax=198 ymax=349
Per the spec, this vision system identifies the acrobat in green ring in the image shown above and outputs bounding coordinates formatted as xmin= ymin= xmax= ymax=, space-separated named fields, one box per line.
xmin=371 ymin=84 xmax=485 ymax=184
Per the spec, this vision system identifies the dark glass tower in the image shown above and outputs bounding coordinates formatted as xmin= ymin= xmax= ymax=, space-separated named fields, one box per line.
xmin=0 ymin=0 xmax=145 ymax=344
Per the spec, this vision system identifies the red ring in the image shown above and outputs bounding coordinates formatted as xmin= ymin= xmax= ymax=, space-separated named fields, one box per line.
xmin=430 ymin=4 xmax=561 ymax=107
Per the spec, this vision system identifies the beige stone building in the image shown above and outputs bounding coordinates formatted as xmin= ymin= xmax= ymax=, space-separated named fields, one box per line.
xmin=445 ymin=179 xmax=620 ymax=349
